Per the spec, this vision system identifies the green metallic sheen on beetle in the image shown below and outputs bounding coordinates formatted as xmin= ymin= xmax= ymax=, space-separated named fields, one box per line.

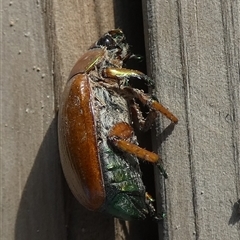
xmin=58 ymin=29 xmax=178 ymax=221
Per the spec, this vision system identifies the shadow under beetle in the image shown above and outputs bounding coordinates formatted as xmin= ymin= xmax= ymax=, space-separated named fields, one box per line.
xmin=58 ymin=29 xmax=178 ymax=221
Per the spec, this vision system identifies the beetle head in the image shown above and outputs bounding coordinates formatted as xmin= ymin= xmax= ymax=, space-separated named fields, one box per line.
xmin=90 ymin=29 xmax=131 ymax=61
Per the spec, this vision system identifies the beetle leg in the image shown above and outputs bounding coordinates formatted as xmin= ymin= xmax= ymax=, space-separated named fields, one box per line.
xmin=108 ymin=122 xmax=158 ymax=163
xmin=145 ymin=192 xmax=166 ymax=221
xmin=108 ymin=122 xmax=168 ymax=178
xmin=106 ymin=85 xmax=178 ymax=124
xmin=102 ymin=68 xmax=155 ymax=87
xmin=129 ymin=100 xmax=146 ymax=130
xmin=126 ymin=87 xmax=178 ymax=124
xmin=145 ymin=192 xmax=158 ymax=220
xmin=139 ymin=110 xmax=158 ymax=132
xmin=130 ymin=100 xmax=158 ymax=132
xmin=150 ymin=99 xmax=178 ymax=124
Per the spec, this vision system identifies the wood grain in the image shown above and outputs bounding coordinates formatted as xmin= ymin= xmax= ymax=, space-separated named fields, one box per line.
xmin=1 ymin=1 xmax=115 ymax=239
xmin=143 ymin=0 xmax=240 ymax=239
xmin=2 ymin=0 xmax=239 ymax=239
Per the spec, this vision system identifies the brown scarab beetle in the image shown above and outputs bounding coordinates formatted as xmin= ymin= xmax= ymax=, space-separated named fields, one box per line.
xmin=58 ymin=29 xmax=178 ymax=221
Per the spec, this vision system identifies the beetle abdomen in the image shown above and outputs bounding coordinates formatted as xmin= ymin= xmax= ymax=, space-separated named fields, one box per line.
xmin=91 ymin=84 xmax=148 ymax=219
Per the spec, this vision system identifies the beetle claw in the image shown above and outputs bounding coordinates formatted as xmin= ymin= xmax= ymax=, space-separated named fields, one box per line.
xmin=157 ymin=163 xmax=168 ymax=179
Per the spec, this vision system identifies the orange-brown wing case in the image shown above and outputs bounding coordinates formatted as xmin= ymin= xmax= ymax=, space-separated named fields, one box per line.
xmin=58 ymin=73 xmax=105 ymax=210
xmin=69 ymin=48 xmax=105 ymax=78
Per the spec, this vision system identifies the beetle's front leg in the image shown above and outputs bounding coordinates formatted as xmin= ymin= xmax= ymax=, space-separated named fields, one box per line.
xmin=108 ymin=122 xmax=168 ymax=178
xmin=102 ymin=68 xmax=155 ymax=87
xmin=102 ymin=68 xmax=178 ymax=124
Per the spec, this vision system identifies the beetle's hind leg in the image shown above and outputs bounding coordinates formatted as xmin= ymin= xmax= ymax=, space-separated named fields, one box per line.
xmin=108 ymin=122 xmax=168 ymax=178
xmin=145 ymin=193 xmax=165 ymax=221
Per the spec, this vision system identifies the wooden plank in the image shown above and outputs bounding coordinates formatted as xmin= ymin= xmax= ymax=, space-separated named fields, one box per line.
xmin=49 ymin=1 xmax=158 ymax=239
xmin=2 ymin=1 xmax=156 ymax=239
xmin=1 ymin=0 xmax=116 ymax=239
xmin=143 ymin=0 xmax=240 ymax=239
xmin=1 ymin=1 xmax=66 ymax=239
xmin=50 ymin=1 xmax=118 ymax=239
xmin=6 ymin=0 xmax=239 ymax=239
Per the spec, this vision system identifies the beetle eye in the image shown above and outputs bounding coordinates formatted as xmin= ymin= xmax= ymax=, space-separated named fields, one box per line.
xmin=97 ymin=36 xmax=115 ymax=48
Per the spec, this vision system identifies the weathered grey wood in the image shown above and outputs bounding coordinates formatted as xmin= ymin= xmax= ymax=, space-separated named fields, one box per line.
xmin=50 ymin=1 xmax=120 ymax=239
xmin=4 ymin=0 xmax=239 ymax=239
xmin=143 ymin=0 xmax=240 ymax=239
xmin=1 ymin=0 xmax=116 ymax=239
xmin=1 ymin=1 xmax=65 ymax=239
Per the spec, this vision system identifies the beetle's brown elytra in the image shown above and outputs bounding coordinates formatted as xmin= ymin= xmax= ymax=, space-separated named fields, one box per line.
xmin=58 ymin=29 xmax=178 ymax=221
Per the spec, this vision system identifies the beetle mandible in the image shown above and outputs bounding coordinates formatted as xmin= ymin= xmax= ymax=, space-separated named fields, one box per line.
xmin=58 ymin=29 xmax=178 ymax=221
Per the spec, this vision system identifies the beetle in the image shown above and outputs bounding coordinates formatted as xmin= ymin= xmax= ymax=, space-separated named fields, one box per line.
xmin=58 ymin=29 xmax=178 ymax=221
